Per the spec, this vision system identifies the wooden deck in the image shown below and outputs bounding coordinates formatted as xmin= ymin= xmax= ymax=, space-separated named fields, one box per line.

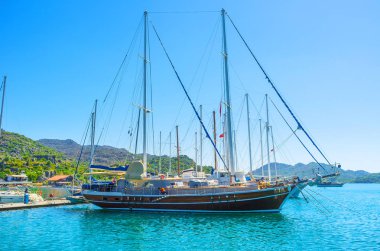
xmin=0 ymin=199 xmax=86 ymax=211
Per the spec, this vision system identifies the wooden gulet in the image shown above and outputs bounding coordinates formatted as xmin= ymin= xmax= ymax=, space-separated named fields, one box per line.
xmin=82 ymin=9 xmax=295 ymax=213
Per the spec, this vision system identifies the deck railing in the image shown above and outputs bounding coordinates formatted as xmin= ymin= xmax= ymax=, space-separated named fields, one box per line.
xmin=85 ymin=184 xmax=272 ymax=196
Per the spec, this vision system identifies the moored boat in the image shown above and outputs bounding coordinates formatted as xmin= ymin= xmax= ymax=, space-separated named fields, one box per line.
xmin=317 ymin=182 xmax=344 ymax=187
xmin=81 ymin=8 xmax=337 ymax=213
xmin=0 ymin=190 xmax=24 ymax=203
xmin=83 ymin=184 xmax=291 ymax=213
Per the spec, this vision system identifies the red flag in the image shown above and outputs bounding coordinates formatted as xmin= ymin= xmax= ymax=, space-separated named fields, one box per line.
xmin=219 ymin=133 xmax=224 ymax=138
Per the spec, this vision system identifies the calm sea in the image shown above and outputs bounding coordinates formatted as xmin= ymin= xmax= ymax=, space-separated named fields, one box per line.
xmin=1 ymin=183 xmax=379 ymax=250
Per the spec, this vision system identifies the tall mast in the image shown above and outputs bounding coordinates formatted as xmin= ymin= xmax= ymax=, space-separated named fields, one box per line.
xmin=259 ymin=119 xmax=264 ymax=177
xmin=213 ymin=111 xmax=218 ymax=171
xmin=270 ymin=126 xmax=278 ymax=179
xmin=142 ymin=11 xmax=148 ymax=176
xmin=221 ymin=9 xmax=235 ymax=174
xmin=199 ymin=105 xmax=203 ymax=172
xmin=194 ymin=131 xmax=198 ymax=172
xmin=265 ymin=94 xmax=272 ymax=181
xmin=233 ymin=130 xmax=238 ymax=170
xmin=0 ymin=76 xmax=6 ymax=138
xmin=90 ymin=100 xmax=97 ymax=165
xmin=89 ymin=100 xmax=97 ymax=184
xmin=159 ymin=131 xmax=162 ymax=174
xmin=223 ymin=112 xmax=229 ymax=171
xmin=176 ymin=125 xmax=180 ymax=176
xmin=169 ymin=131 xmax=172 ymax=174
xmin=246 ymin=93 xmax=253 ymax=174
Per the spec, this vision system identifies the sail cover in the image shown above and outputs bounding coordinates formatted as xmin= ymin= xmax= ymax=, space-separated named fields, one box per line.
xmin=90 ymin=165 xmax=129 ymax=171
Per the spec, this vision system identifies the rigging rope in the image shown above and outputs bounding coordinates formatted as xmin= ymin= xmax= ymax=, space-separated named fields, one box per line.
xmin=226 ymin=13 xmax=333 ymax=168
xmin=151 ymin=22 xmax=229 ymax=172
xmin=74 ymin=112 xmax=92 ymax=178
xmin=269 ymin=98 xmax=327 ymax=173
xmin=305 ymin=187 xmax=362 ymax=215
xmin=303 ymin=188 xmax=331 ymax=215
xmin=102 ymin=17 xmax=143 ymax=104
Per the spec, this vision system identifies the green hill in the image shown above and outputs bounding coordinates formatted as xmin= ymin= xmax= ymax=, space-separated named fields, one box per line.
xmin=0 ymin=131 xmax=84 ymax=182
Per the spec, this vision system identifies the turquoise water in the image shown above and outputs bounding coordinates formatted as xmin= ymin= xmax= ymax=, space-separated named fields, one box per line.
xmin=1 ymin=184 xmax=379 ymax=250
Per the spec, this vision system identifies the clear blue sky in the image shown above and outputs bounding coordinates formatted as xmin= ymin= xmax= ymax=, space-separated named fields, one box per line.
xmin=1 ymin=1 xmax=379 ymax=172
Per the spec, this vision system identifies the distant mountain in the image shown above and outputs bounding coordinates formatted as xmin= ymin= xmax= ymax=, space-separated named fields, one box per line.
xmin=38 ymin=139 xmax=80 ymax=158
xmin=37 ymin=138 xmax=205 ymax=174
xmin=253 ymin=162 xmax=370 ymax=182
xmin=353 ymin=173 xmax=380 ymax=183
xmin=38 ymin=139 xmax=134 ymax=165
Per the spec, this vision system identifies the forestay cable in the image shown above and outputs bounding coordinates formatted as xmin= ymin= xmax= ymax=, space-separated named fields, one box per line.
xmin=269 ymin=98 xmax=327 ymax=173
xmin=226 ymin=13 xmax=333 ymax=167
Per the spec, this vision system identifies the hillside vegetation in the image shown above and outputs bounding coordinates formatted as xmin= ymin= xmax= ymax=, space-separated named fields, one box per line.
xmin=0 ymin=131 xmax=86 ymax=182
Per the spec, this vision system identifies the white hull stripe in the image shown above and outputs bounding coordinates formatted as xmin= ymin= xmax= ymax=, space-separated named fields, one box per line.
xmin=102 ymin=208 xmax=281 ymax=213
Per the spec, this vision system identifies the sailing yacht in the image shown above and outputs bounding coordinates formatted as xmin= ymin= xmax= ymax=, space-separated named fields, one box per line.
xmin=82 ymin=9 xmax=294 ymax=213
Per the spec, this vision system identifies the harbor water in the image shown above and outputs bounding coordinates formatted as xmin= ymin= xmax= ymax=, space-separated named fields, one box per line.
xmin=0 ymin=184 xmax=379 ymax=250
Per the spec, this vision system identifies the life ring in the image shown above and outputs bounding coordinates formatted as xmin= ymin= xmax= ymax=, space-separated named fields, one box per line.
xmin=159 ymin=187 xmax=167 ymax=194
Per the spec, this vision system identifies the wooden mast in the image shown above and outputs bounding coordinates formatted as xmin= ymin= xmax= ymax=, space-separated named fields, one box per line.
xmin=221 ymin=9 xmax=235 ymax=175
xmin=259 ymin=119 xmax=264 ymax=177
xmin=265 ymin=94 xmax=272 ymax=181
xmin=169 ymin=131 xmax=172 ymax=174
xmin=199 ymin=105 xmax=203 ymax=172
xmin=246 ymin=93 xmax=253 ymax=174
xmin=176 ymin=125 xmax=180 ymax=176
xmin=89 ymin=99 xmax=97 ymax=184
xmin=159 ymin=131 xmax=162 ymax=174
xmin=142 ymin=11 xmax=148 ymax=176
xmin=270 ymin=126 xmax=278 ymax=179
xmin=213 ymin=110 xmax=218 ymax=171
xmin=194 ymin=131 xmax=198 ymax=173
